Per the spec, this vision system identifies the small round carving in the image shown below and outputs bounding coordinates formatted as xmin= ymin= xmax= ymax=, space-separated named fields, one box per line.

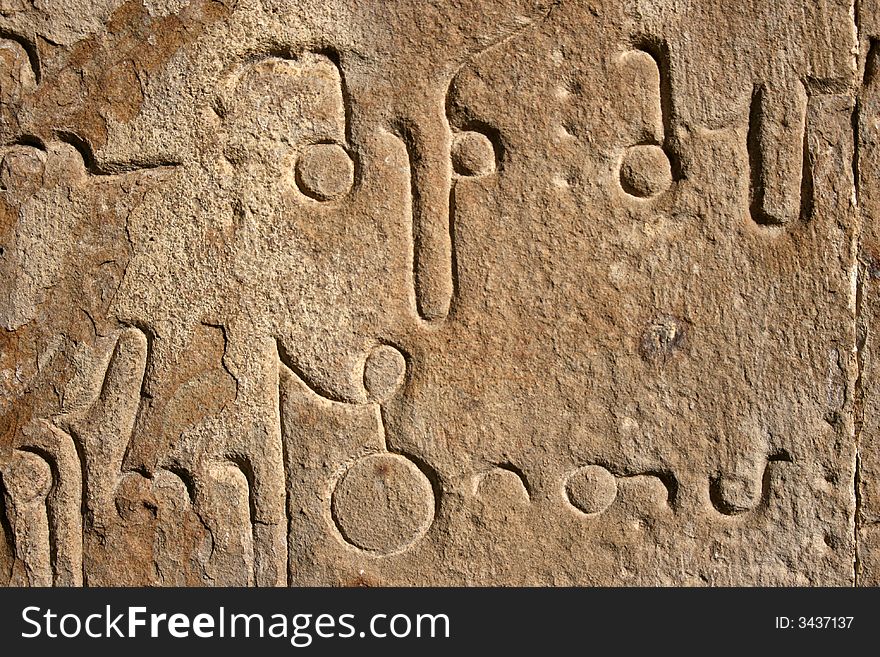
xmin=363 ymin=344 xmax=407 ymax=403
xmin=711 ymin=474 xmax=761 ymax=515
xmin=451 ymin=131 xmax=496 ymax=177
xmin=295 ymin=143 xmax=354 ymax=201
xmin=619 ymin=144 xmax=671 ymax=198
xmin=3 ymin=451 xmax=52 ymax=502
xmin=332 ymin=453 xmax=434 ymax=554
xmin=565 ymin=465 xmax=617 ymax=515
xmin=475 ymin=467 xmax=530 ymax=505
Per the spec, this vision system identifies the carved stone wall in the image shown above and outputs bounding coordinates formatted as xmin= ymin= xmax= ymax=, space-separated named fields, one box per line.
xmin=0 ymin=0 xmax=875 ymax=585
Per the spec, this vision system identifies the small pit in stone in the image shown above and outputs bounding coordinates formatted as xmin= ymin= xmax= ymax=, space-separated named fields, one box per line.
xmin=639 ymin=314 xmax=687 ymax=364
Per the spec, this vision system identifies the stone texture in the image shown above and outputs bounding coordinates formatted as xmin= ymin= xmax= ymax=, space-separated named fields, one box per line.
xmin=0 ymin=0 xmax=872 ymax=586
xmin=857 ymin=0 xmax=880 ymax=588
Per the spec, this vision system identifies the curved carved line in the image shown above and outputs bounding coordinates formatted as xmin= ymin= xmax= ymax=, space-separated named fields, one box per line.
xmin=0 ymin=30 xmax=41 ymax=83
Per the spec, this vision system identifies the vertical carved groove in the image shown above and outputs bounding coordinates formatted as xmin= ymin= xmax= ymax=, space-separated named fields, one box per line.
xmin=748 ymin=81 xmax=809 ymax=225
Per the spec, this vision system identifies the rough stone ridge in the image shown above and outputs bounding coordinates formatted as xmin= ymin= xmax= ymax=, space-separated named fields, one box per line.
xmin=0 ymin=0 xmax=875 ymax=586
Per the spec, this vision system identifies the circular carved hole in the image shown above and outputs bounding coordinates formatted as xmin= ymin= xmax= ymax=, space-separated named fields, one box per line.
xmin=331 ymin=453 xmax=434 ymax=554
xmin=564 ymin=464 xmax=617 ymax=515
xmin=295 ymin=143 xmax=354 ymax=201
xmin=710 ymin=473 xmax=761 ymax=515
xmin=363 ymin=344 xmax=407 ymax=403
xmin=451 ymin=131 xmax=496 ymax=177
xmin=619 ymin=144 xmax=671 ymax=198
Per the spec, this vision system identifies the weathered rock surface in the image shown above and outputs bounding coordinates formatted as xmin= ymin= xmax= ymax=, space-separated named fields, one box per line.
xmin=0 ymin=0 xmax=874 ymax=585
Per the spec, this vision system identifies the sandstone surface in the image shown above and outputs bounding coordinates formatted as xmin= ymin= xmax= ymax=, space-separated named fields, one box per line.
xmin=0 ymin=0 xmax=875 ymax=586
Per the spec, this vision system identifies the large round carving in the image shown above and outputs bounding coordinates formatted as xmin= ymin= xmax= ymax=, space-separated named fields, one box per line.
xmin=332 ymin=453 xmax=434 ymax=554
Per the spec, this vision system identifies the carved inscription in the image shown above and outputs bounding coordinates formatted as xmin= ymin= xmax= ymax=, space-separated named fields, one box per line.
xmin=748 ymin=80 xmax=809 ymax=225
xmin=0 ymin=1 xmax=863 ymax=586
xmin=617 ymin=45 xmax=675 ymax=199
